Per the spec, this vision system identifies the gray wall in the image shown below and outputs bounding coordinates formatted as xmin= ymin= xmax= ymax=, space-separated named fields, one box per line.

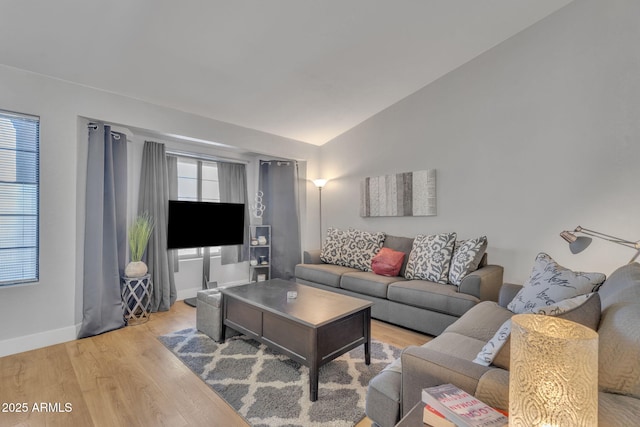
xmin=0 ymin=64 xmax=319 ymax=355
xmin=319 ymin=0 xmax=640 ymax=283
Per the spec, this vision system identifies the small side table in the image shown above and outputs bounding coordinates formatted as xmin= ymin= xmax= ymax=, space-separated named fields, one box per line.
xmin=121 ymin=274 xmax=153 ymax=325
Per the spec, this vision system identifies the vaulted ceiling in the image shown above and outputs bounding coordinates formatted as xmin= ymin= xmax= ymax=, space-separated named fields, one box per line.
xmin=0 ymin=1 xmax=573 ymax=145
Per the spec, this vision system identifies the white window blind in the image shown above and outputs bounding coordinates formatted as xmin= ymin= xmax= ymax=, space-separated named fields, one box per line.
xmin=0 ymin=110 xmax=39 ymax=286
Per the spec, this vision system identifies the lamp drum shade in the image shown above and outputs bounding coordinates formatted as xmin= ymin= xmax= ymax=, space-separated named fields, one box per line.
xmin=509 ymin=314 xmax=598 ymax=427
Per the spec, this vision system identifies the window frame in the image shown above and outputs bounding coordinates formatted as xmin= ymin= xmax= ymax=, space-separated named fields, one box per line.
xmin=0 ymin=109 xmax=40 ymax=287
xmin=175 ymin=156 xmax=221 ymax=259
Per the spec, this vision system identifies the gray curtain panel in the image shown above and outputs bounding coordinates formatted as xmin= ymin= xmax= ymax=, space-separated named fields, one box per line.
xmin=138 ymin=141 xmax=176 ymax=311
xmin=218 ymin=162 xmax=250 ymax=265
xmin=78 ymin=124 xmax=127 ymax=338
xmin=259 ymin=160 xmax=301 ymax=279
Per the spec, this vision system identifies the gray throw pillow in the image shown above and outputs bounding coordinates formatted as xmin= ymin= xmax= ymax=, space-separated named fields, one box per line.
xmin=404 ymin=232 xmax=457 ymax=284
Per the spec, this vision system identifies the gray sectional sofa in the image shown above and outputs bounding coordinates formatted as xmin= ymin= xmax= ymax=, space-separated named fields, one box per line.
xmin=294 ymin=234 xmax=504 ymax=336
xmin=366 ymin=262 xmax=640 ymax=427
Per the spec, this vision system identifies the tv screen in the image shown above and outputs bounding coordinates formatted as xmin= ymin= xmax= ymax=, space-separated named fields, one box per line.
xmin=167 ymin=200 xmax=245 ymax=249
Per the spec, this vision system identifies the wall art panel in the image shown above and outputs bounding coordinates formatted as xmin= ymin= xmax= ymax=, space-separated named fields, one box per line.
xmin=360 ymin=169 xmax=436 ymax=217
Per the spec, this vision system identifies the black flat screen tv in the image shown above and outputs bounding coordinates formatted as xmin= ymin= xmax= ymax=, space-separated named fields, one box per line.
xmin=167 ymin=200 xmax=245 ymax=249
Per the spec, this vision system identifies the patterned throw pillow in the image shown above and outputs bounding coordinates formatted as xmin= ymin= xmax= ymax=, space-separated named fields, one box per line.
xmin=533 ymin=292 xmax=596 ymax=315
xmin=320 ymin=227 xmax=349 ymax=265
xmin=342 ymin=228 xmax=385 ymax=271
xmin=404 ymin=232 xmax=457 ymax=284
xmin=474 ymin=292 xmax=600 ymax=367
xmin=473 ymin=318 xmax=512 ymax=367
xmin=449 ymin=236 xmax=488 ymax=286
xmin=507 ymin=253 xmax=605 ymax=314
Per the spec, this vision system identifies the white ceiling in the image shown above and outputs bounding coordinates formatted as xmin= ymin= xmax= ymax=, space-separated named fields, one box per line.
xmin=0 ymin=0 xmax=573 ymax=145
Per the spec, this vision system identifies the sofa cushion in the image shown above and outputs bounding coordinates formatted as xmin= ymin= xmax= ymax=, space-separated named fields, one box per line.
xmin=404 ymin=233 xmax=457 ymax=284
xmin=449 ymin=236 xmax=488 ymax=286
xmin=387 ymin=280 xmax=478 ymax=317
xmin=424 ymin=332 xmax=488 ymax=361
xmin=343 ymin=228 xmax=385 ymax=271
xmin=507 ymin=252 xmax=605 ymax=314
xmin=382 ymin=235 xmax=414 ymax=277
xmin=293 ymin=263 xmax=359 ymax=288
xmin=340 ymin=271 xmax=402 ymax=299
xmin=554 ymin=291 xmax=602 ymax=330
xmin=599 ymin=262 xmax=640 ymax=309
xmin=596 ymin=263 xmax=640 ymax=399
xmin=598 ymin=302 xmax=640 ymax=399
xmin=320 ymin=227 xmax=350 ymax=265
xmin=372 ymin=248 xmax=406 ymax=277
xmin=598 ymin=391 xmax=640 ymax=427
xmin=443 ymin=301 xmax=513 ymax=342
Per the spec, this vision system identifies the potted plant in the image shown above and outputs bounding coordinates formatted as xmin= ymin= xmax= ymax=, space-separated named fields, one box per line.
xmin=125 ymin=213 xmax=155 ymax=278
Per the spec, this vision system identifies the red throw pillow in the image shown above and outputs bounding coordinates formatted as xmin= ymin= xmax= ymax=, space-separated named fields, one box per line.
xmin=371 ymin=248 xmax=405 ymax=277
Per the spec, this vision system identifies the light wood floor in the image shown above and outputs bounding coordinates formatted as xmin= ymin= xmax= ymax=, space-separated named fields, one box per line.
xmin=0 ymin=300 xmax=430 ymax=427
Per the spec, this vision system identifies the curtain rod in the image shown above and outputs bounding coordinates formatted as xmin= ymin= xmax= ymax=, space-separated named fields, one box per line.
xmin=88 ymin=122 xmax=126 ymax=140
xmin=260 ymin=160 xmax=295 ymax=166
xmin=165 ymin=148 xmax=249 ymax=165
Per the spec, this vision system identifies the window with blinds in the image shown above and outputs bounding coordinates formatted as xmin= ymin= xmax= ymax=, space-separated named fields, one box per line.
xmin=176 ymin=157 xmax=220 ymax=258
xmin=0 ymin=110 xmax=39 ymax=286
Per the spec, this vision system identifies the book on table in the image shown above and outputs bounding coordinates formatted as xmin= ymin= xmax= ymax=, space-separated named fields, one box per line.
xmin=422 ymin=403 xmax=456 ymax=427
xmin=421 ymin=383 xmax=508 ymax=427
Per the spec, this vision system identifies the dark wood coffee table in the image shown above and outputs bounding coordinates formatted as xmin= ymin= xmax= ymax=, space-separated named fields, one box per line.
xmin=220 ymin=279 xmax=373 ymax=401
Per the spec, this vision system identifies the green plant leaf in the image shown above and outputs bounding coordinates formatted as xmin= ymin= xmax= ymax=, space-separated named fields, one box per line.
xmin=129 ymin=213 xmax=155 ymax=262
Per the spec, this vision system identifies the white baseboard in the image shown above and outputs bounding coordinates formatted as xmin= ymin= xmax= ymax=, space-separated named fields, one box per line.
xmin=176 ymin=286 xmax=201 ymax=302
xmin=0 ymin=324 xmax=80 ymax=358
xmin=1 ymin=280 xmax=250 ymax=358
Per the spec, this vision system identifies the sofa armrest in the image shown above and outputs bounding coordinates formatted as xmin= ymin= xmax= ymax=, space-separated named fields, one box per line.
xmin=498 ymin=283 xmax=522 ymax=308
xmin=303 ymin=249 xmax=322 ymax=264
xmin=476 ymin=369 xmax=510 ymax=411
xmin=458 ymin=265 xmax=504 ymax=302
xmin=401 ymin=346 xmax=493 ymax=417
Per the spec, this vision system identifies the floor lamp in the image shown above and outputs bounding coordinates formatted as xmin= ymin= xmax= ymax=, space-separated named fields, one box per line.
xmin=313 ymin=179 xmax=328 ymax=244
xmin=560 ymin=225 xmax=640 ymax=263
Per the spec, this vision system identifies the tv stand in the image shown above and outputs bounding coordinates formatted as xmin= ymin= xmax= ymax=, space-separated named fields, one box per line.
xmin=184 ymin=246 xmax=217 ymax=307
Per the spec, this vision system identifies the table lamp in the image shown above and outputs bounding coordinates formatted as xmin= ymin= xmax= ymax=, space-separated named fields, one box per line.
xmin=509 ymin=314 xmax=598 ymax=426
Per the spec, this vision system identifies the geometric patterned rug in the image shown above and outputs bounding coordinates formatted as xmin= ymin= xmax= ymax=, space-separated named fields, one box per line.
xmin=158 ymin=328 xmax=401 ymax=427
